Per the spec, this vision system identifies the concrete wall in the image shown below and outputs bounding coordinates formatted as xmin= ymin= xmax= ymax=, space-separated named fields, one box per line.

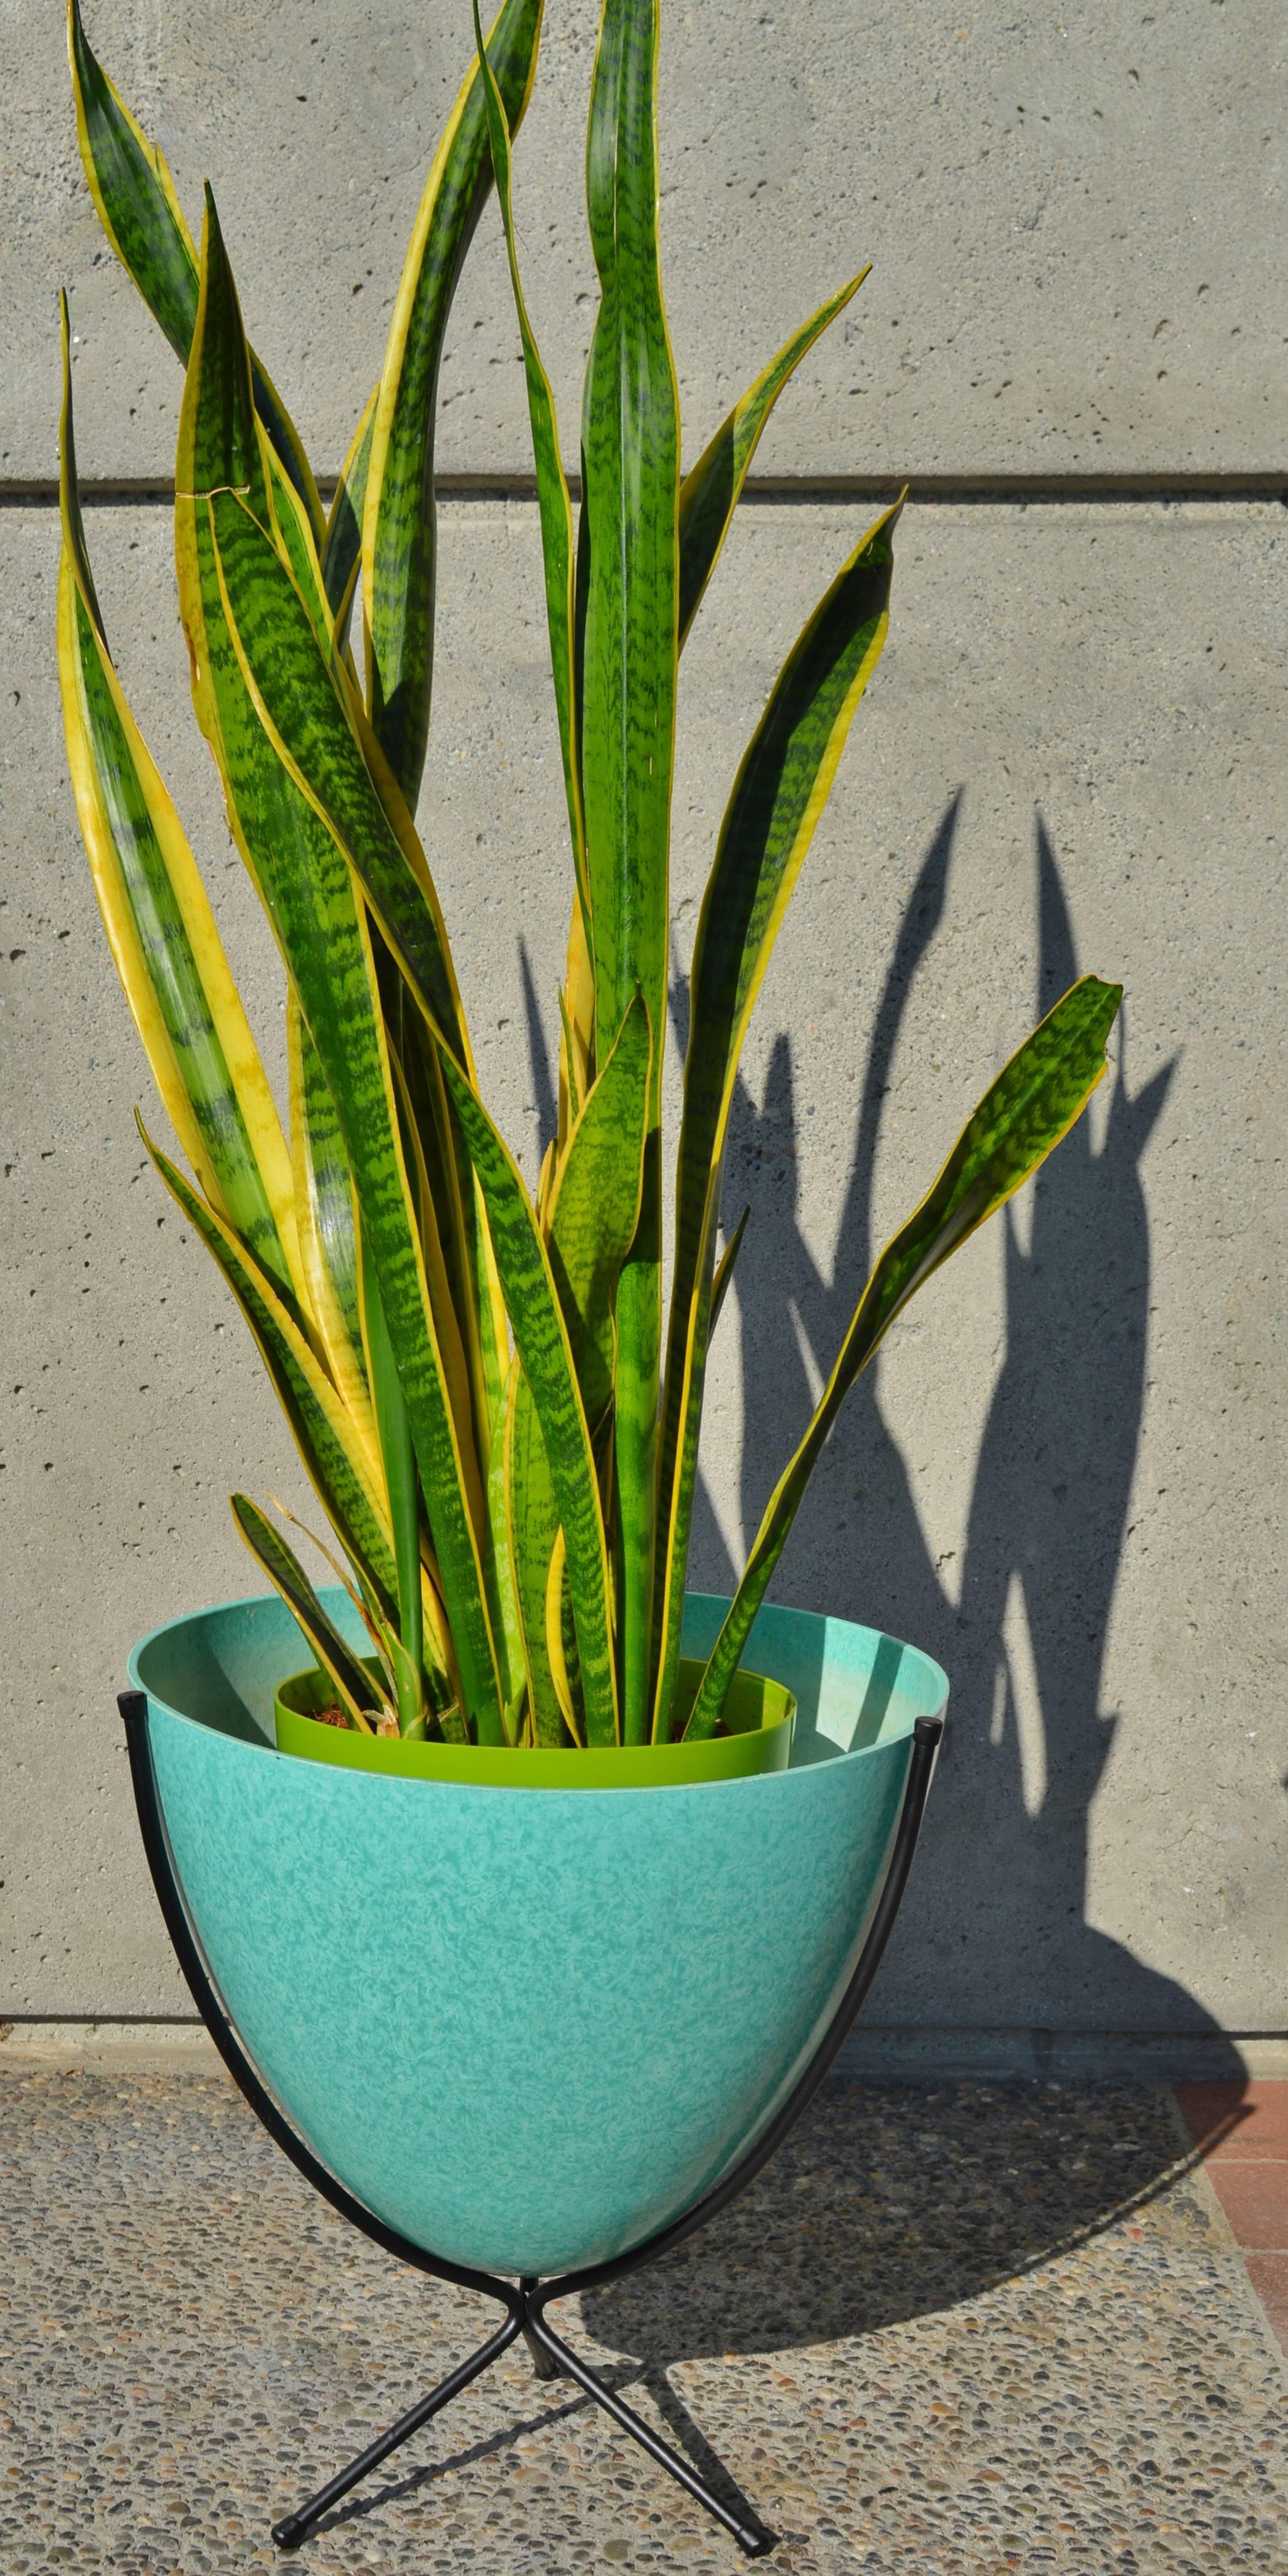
xmin=2 ymin=1 xmax=1285 ymax=2057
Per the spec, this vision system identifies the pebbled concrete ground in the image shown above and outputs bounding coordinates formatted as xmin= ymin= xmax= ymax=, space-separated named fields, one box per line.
xmin=2 ymin=2070 xmax=1284 ymax=2574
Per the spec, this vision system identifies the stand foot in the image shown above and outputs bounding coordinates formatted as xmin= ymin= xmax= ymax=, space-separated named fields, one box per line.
xmin=528 ymin=2311 xmax=776 ymax=2559
xmin=272 ymin=2303 xmax=522 ymax=2550
xmin=270 ymin=2287 xmax=774 ymax=2558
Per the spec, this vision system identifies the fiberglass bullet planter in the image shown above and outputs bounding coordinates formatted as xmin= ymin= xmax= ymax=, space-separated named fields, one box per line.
xmin=128 ymin=1585 xmax=948 ymax=2281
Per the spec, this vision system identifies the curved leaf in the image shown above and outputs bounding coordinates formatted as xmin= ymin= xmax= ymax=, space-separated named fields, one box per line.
xmin=202 ymin=482 xmax=469 ymax=1060
xmin=201 ymin=448 xmax=514 ymax=1480
xmin=710 ymin=1202 xmax=750 ymax=1333
xmin=363 ymin=0 xmax=545 ymax=806
xmin=678 ymin=273 xmax=868 ymax=647
xmin=230 ymin=1494 xmax=380 ymax=1729
xmin=686 ymin=976 xmax=1124 ymax=1737
xmin=175 ymin=197 xmax=503 ymax=1740
xmin=323 ymin=384 xmax=378 ymax=631
xmin=141 ymin=1121 xmax=398 ymax=1613
xmin=579 ymin=0 xmax=680 ymax=1738
xmin=57 ymin=304 xmax=305 ymax=1322
xmin=68 ymin=0 xmax=323 ymax=536
xmin=68 ymin=0 xmax=196 ymax=362
xmin=435 ymin=1047 xmax=619 ymax=1747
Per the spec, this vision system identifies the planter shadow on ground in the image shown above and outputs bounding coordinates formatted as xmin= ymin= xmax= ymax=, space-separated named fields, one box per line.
xmin=299 ymin=2080 xmax=1201 ymax=2548
xmin=578 ymin=2077 xmax=1194 ymax=2371
xmin=568 ymin=2081 xmax=1199 ymax=2534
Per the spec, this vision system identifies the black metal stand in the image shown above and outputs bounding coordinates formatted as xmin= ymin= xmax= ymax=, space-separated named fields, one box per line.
xmin=120 ymin=1688 xmax=942 ymax=2558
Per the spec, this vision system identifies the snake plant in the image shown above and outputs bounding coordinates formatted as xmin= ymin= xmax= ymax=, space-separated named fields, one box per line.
xmin=59 ymin=0 xmax=1121 ymax=1751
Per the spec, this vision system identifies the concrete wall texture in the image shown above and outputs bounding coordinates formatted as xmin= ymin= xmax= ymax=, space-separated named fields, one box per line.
xmin=2 ymin=1 xmax=1285 ymax=2051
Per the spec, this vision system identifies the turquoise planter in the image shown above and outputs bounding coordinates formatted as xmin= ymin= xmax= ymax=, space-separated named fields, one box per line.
xmin=129 ymin=1589 xmax=947 ymax=2279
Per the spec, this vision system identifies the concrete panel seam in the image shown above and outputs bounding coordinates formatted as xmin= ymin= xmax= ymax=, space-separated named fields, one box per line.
xmin=4 ymin=474 xmax=1287 ymax=510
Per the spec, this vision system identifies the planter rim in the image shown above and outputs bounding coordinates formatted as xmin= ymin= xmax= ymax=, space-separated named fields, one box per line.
xmin=127 ymin=1585 xmax=949 ymax=1798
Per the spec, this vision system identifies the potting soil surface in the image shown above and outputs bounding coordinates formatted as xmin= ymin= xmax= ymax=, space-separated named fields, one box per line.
xmin=2 ymin=2069 xmax=1285 ymax=2574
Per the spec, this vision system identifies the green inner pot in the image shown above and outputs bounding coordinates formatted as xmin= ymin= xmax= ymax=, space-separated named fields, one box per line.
xmin=275 ymin=1657 xmax=795 ymax=1787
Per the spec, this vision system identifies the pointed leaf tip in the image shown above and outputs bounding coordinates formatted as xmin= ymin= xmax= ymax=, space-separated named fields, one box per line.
xmin=179 ymin=188 xmax=265 ymax=511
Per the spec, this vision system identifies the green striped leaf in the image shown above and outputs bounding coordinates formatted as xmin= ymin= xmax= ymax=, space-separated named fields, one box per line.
xmin=287 ymin=993 xmax=372 ymax=1437
xmin=175 ymin=194 xmax=503 ymax=1741
xmin=230 ymin=1493 xmax=381 ymax=1729
xmin=388 ymin=1038 xmax=483 ymax=1484
xmin=710 ymin=1203 xmax=750 ymax=1334
xmin=68 ymin=0 xmax=322 ymax=537
xmin=474 ymin=0 xmax=587 ymax=932
xmin=545 ymin=991 xmax=651 ymax=1427
xmin=204 ymin=481 xmax=469 ymax=1057
xmin=502 ymin=996 xmax=650 ymax=1743
xmin=393 ymin=1013 xmax=504 ymax=1474
xmin=686 ymin=976 xmax=1124 ymax=1738
xmin=68 ymin=0 xmax=196 ymax=363
xmin=435 ymin=1046 xmax=619 ymax=1747
xmin=202 ymin=446 xmax=515 ymax=1488
xmin=57 ymin=304 xmax=306 ymax=1326
xmin=357 ymin=1225 xmax=425 ymax=1734
xmin=483 ymin=1358 xmax=526 ymax=1734
xmin=581 ymin=0 xmax=678 ymax=1059
xmin=678 ymin=274 xmax=868 ymax=647
xmin=579 ymin=0 xmax=680 ymax=1740
xmin=262 ymin=448 xmax=336 ymax=657
xmin=142 ymin=1121 xmax=399 ymax=1614
xmin=204 ymin=462 xmax=517 ymax=1490
xmin=363 ymin=0 xmax=545 ymax=807
xmin=504 ymin=1355 xmax=565 ymax=1743
xmin=323 ymin=384 xmax=378 ymax=632
xmin=651 ymin=500 xmax=901 ymax=1738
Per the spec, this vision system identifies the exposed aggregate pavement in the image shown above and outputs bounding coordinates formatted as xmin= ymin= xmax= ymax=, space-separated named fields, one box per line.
xmin=2 ymin=2070 xmax=1285 ymax=2574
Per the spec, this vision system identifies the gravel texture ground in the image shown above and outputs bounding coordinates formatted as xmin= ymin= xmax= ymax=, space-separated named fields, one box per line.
xmin=2 ymin=2069 xmax=1285 ymax=2574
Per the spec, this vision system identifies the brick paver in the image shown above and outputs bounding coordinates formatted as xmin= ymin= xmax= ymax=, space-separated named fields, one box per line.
xmin=1175 ymin=2081 xmax=1288 ymax=2353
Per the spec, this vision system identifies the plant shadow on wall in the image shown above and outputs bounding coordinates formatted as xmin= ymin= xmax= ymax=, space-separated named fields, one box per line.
xmin=691 ymin=809 xmax=1192 ymax=2056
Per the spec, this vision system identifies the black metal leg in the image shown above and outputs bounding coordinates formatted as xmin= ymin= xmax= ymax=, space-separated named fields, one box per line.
xmin=525 ymin=2309 xmax=775 ymax=2559
xmin=272 ymin=2301 xmax=525 ymax=2550
xmin=518 ymin=2274 xmax=564 ymax=2380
